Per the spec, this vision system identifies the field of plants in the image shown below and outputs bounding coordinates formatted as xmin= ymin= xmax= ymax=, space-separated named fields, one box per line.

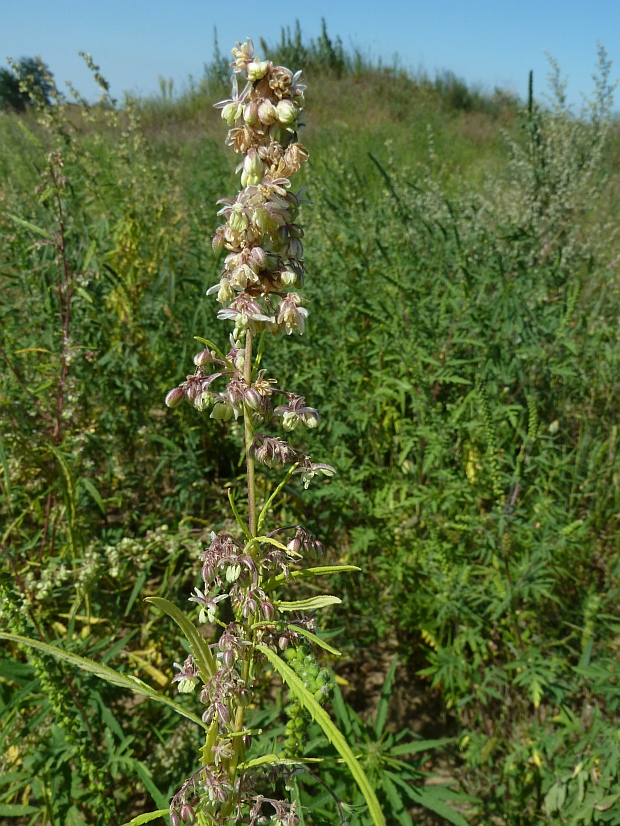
xmin=1 ymin=25 xmax=620 ymax=826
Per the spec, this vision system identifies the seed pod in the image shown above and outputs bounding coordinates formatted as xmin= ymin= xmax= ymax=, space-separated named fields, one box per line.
xmin=165 ymin=386 xmax=186 ymax=408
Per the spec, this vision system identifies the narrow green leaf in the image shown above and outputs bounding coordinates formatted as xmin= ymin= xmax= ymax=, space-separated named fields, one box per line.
xmin=17 ymin=120 xmax=45 ymax=148
xmin=75 ymin=286 xmax=93 ymax=304
xmin=227 ymin=489 xmax=252 ymax=540
xmin=256 ymin=463 xmax=298 ymax=535
xmin=193 ymin=336 xmax=227 ymax=362
xmin=7 ymin=214 xmax=53 ymax=239
xmin=411 ymin=788 xmax=470 ymax=826
xmin=238 ymin=754 xmax=322 ymax=770
xmin=82 ymin=238 xmax=97 ymax=271
xmin=47 ymin=445 xmax=76 ymax=525
xmin=389 ymin=737 xmax=455 ymax=756
xmin=276 ymin=596 xmax=341 ymax=612
xmin=133 ymin=761 xmax=169 ymax=811
xmin=257 ymin=644 xmax=386 ymax=826
xmin=125 ymin=567 xmax=150 ymax=617
xmin=121 ymin=809 xmax=169 ymax=826
xmin=374 ymin=656 xmax=398 ymax=738
xmin=382 ymin=774 xmax=413 ymax=826
xmin=0 ymin=632 xmax=205 ymax=729
xmin=0 ymin=432 xmax=12 ymax=512
xmin=263 ymin=566 xmax=360 ymax=592
xmin=146 ymin=597 xmax=216 ymax=680
xmin=256 ymin=535 xmax=290 ymax=552
xmin=0 ymin=804 xmax=39 ymax=816
xmin=79 ymin=476 xmax=106 ymax=514
xmin=286 ymin=624 xmax=342 ymax=657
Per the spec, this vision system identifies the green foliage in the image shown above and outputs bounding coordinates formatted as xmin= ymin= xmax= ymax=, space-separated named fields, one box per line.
xmin=289 ymin=658 xmax=470 ymax=825
xmin=0 ymin=57 xmax=54 ymax=111
xmin=0 ymin=26 xmax=619 ymax=826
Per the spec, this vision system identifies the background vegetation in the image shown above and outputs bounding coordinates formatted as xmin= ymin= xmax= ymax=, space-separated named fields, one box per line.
xmin=1 ymin=24 xmax=619 ymax=825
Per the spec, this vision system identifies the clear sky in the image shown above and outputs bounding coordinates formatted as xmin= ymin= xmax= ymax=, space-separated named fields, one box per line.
xmin=1 ymin=0 xmax=618 ymax=109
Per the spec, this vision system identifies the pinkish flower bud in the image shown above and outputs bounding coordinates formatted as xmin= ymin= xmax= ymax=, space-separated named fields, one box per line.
xmin=249 ymin=246 xmax=267 ymax=270
xmin=243 ymin=734 xmax=252 ymax=748
xmin=212 ymin=229 xmax=225 ymax=252
xmin=193 ymin=349 xmax=211 ymax=366
xmin=243 ymin=100 xmax=259 ymax=125
xmin=279 ymin=635 xmax=289 ymax=650
xmin=222 ymin=649 xmax=235 ymax=668
xmin=244 ymin=387 xmax=262 ymax=410
xmin=217 ymin=703 xmax=231 ymax=724
xmin=287 ymin=537 xmax=302 ymax=554
xmin=258 ymin=99 xmax=277 ymax=125
xmin=171 ymin=813 xmax=180 ymax=826
xmin=180 ymin=804 xmax=194 ymax=823
xmin=165 ymin=387 xmax=186 ymax=408
xmin=261 ymin=600 xmax=275 ymax=620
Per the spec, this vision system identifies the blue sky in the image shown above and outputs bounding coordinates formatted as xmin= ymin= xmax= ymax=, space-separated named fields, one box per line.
xmin=1 ymin=0 xmax=618 ymax=109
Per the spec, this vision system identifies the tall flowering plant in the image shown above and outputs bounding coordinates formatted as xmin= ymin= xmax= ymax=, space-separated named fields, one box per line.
xmin=0 ymin=38 xmax=385 ymax=826
xmin=160 ymin=40 xmax=384 ymax=826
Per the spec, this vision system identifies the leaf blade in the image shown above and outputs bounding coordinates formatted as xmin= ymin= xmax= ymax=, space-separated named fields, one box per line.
xmin=257 ymin=644 xmax=386 ymax=826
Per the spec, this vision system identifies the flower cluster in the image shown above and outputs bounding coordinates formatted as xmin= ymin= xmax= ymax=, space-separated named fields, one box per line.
xmin=211 ymin=38 xmax=309 ymax=336
xmin=163 ymin=40 xmax=339 ymax=826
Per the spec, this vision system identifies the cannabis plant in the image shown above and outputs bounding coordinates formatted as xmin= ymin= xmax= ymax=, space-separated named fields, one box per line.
xmin=1 ymin=38 xmax=385 ymax=826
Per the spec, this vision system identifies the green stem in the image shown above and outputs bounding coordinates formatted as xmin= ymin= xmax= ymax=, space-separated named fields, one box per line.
xmin=244 ymin=329 xmax=257 ymax=537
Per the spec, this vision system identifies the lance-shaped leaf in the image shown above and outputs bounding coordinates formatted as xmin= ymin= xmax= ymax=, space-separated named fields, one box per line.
xmin=285 ymin=624 xmax=342 ymax=657
xmin=121 ymin=809 xmax=169 ymax=826
xmin=257 ymin=644 xmax=386 ymax=826
xmin=263 ymin=565 xmax=360 ymax=592
xmin=275 ymin=595 xmax=341 ymax=612
xmin=145 ymin=597 xmax=216 ymax=681
xmin=238 ymin=754 xmax=322 ymax=771
xmin=0 ymin=632 xmax=205 ymax=729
